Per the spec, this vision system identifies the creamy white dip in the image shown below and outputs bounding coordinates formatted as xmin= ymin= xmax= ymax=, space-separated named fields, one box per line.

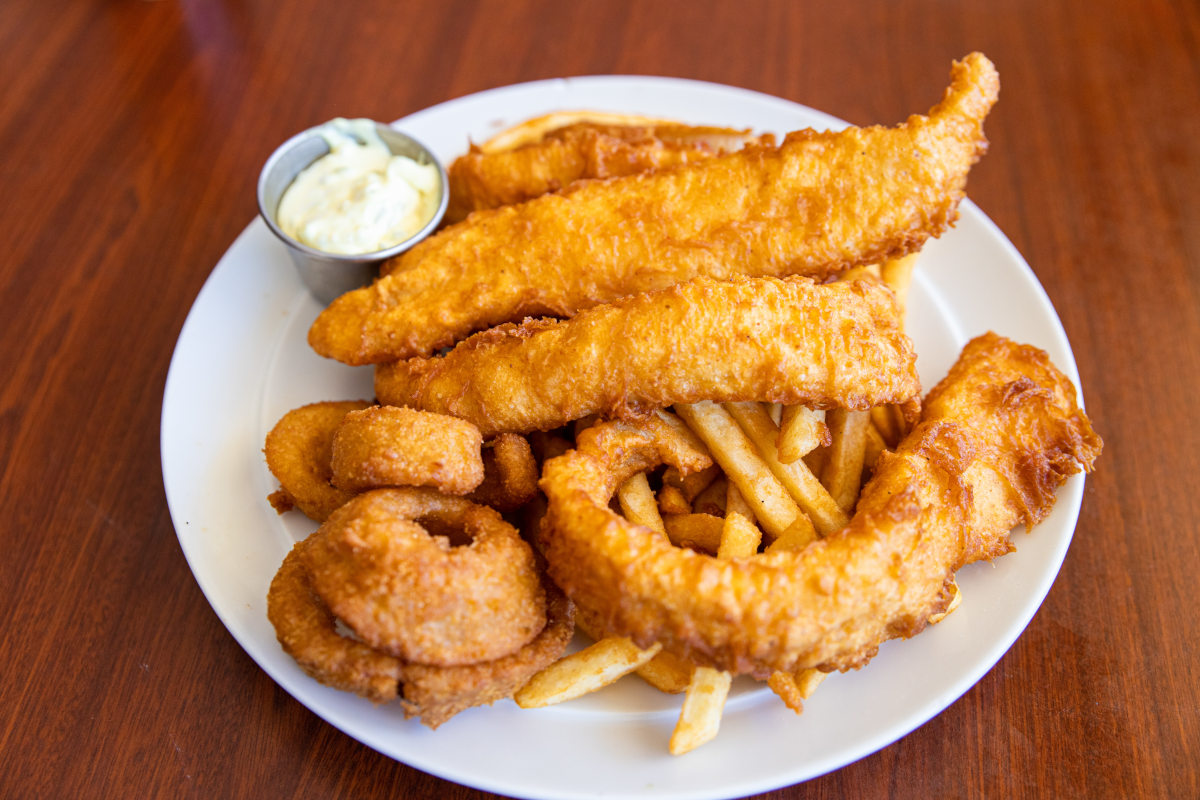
xmin=277 ymin=118 xmax=440 ymax=254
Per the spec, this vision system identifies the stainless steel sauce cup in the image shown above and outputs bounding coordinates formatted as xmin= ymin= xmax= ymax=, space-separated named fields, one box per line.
xmin=256 ymin=121 xmax=448 ymax=305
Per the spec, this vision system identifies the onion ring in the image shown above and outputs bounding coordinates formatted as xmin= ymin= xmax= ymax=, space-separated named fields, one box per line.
xmin=395 ymin=583 xmax=573 ymax=728
xmin=264 ymin=400 xmax=371 ymax=521
xmin=266 ymin=539 xmax=404 ymax=704
xmin=538 ymin=334 xmax=1101 ymax=677
xmin=329 ymin=405 xmax=485 ymax=494
xmin=465 ymin=433 xmax=539 ymax=512
xmin=267 ymin=536 xmax=574 ymax=727
xmin=301 ymin=488 xmax=548 ymax=666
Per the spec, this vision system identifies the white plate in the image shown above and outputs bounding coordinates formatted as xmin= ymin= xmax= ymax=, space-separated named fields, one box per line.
xmin=161 ymin=76 xmax=1087 ymax=799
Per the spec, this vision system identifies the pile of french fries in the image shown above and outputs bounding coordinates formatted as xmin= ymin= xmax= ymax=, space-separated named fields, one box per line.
xmin=515 ymin=253 xmax=964 ymax=755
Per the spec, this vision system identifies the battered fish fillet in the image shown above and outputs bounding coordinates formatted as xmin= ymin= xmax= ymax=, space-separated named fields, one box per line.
xmin=374 ymin=276 xmax=921 ymax=437
xmin=444 ymin=121 xmax=771 ymax=223
xmin=310 ymin=52 xmax=999 ymax=365
xmin=537 ymin=333 xmax=1102 ymax=677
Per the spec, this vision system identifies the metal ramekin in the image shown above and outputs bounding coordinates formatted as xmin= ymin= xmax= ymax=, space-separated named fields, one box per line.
xmin=256 ymin=120 xmax=448 ymax=305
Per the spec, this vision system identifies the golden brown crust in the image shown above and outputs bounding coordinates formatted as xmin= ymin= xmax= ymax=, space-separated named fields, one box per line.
xmin=330 ymin=405 xmax=485 ymax=494
xmin=465 ymin=433 xmax=539 ymax=512
xmin=309 ymin=53 xmax=999 ymax=365
xmin=537 ymin=334 xmax=1100 ymax=677
xmin=302 ymin=489 xmax=547 ymax=667
xmin=267 ymin=534 xmax=574 ymax=727
xmin=267 ymin=538 xmax=405 ymax=704
xmin=264 ymin=400 xmax=371 ymax=522
xmin=375 ymin=276 xmax=921 ymax=436
xmin=444 ymin=120 xmax=769 ymax=223
xmin=395 ymin=580 xmax=574 ymax=728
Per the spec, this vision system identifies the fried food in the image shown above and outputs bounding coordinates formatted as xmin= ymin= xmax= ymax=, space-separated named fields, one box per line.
xmin=720 ymin=401 xmax=848 ymax=536
xmin=267 ymin=540 xmax=405 ymax=704
xmin=514 ymin=637 xmax=663 ymax=708
xmin=375 ymin=275 xmax=921 ymax=437
xmin=445 ymin=119 xmax=770 ymax=222
xmin=264 ymin=400 xmax=371 ymax=521
xmin=777 ymin=405 xmax=828 ymax=464
xmin=267 ymin=535 xmax=573 ymax=727
xmin=329 ymin=405 xmax=485 ymax=494
xmin=465 ymin=433 xmax=539 ymax=512
xmin=309 ymin=53 xmax=998 ymax=365
xmin=389 ymin=581 xmax=573 ymax=728
xmin=302 ymin=488 xmax=547 ymax=667
xmin=538 ymin=333 xmax=1101 ymax=677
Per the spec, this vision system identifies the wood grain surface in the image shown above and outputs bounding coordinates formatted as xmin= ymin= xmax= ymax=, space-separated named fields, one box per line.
xmin=1 ymin=1 xmax=1196 ymax=797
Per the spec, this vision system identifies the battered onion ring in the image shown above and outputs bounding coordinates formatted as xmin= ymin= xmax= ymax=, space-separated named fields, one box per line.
xmin=267 ymin=539 xmax=404 ymax=704
xmin=267 ymin=538 xmax=574 ymax=727
xmin=302 ymin=488 xmax=548 ymax=666
xmin=264 ymin=400 xmax=371 ymax=522
xmin=465 ymin=433 xmax=539 ymax=512
xmin=538 ymin=334 xmax=1101 ymax=677
xmin=395 ymin=583 xmax=573 ymax=728
xmin=330 ymin=405 xmax=485 ymax=494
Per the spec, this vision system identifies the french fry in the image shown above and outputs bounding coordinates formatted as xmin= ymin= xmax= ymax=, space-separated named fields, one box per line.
xmin=574 ymin=590 xmax=692 ymax=695
xmin=718 ymin=483 xmax=762 ymax=558
xmin=657 ymin=485 xmax=692 ymax=516
xmin=722 ymin=401 xmax=848 ymax=537
xmin=691 ymin=474 xmax=728 ymax=516
xmin=803 ymin=442 xmax=828 ymax=481
xmin=671 ymin=484 xmax=759 ymax=755
xmin=777 ymin=404 xmax=828 ymax=464
xmin=880 ymin=252 xmax=918 ymax=312
xmin=669 ymin=667 xmax=732 ymax=755
xmin=766 ymin=522 xmax=830 ymax=712
xmin=768 ymin=513 xmax=817 ymax=552
xmin=675 ymin=401 xmax=803 ymax=540
xmin=724 ymin=479 xmax=755 ymax=522
xmin=515 ymin=638 xmax=663 ymax=708
xmin=863 ymin=419 xmax=889 ymax=472
xmin=821 ymin=408 xmax=870 ymax=513
xmin=869 ymin=403 xmax=907 ymax=449
xmin=663 ymin=513 xmax=725 ymax=554
xmin=635 ymin=650 xmax=694 ymax=694
xmin=616 ymin=472 xmax=665 ymax=535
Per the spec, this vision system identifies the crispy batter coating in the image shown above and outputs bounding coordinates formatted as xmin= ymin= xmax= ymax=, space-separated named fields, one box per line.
xmin=444 ymin=121 xmax=770 ymax=223
xmin=538 ymin=334 xmax=1101 ymax=677
xmin=375 ymin=276 xmax=920 ymax=437
xmin=267 ymin=538 xmax=405 ymax=704
xmin=303 ymin=489 xmax=547 ymax=667
xmin=267 ymin=535 xmax=574 ymax=727
xmin=395 ymin=581 xmax=573 ymax=728
xmin=310 ymin=53 xmax=999 ymax=365
xmin=465 ymin=433 xmax=539 ymax=512
xmin=330 ymin=405 xmax=485 ymax=494
xmin=264 ymin=400 xmax=371 ymax=521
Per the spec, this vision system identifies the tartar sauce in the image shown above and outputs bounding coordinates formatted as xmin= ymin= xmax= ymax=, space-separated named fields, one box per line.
xmin=277 ymin=118 xmax=440 ymax=255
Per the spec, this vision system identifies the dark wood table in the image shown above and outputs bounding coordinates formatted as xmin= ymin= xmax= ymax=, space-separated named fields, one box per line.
xmin=3 ymin=1 xmax=1196 ymax=797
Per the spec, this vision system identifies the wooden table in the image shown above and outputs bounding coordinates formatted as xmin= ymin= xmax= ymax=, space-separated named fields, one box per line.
xmin=3 ymin=1 xmax=1195 ymax=797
